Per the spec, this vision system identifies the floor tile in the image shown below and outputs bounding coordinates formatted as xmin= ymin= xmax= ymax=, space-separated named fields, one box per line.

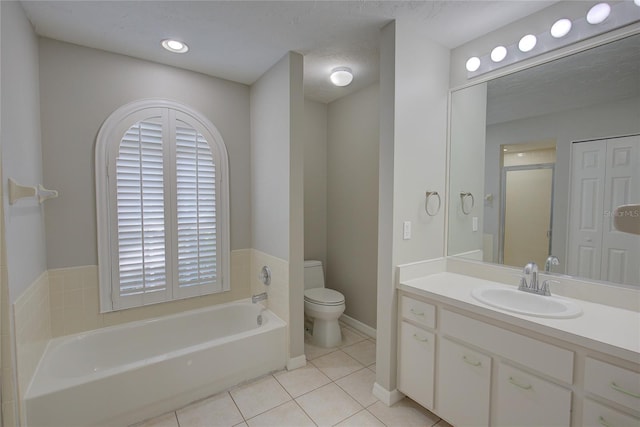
xmin=368 ymin=363 xmax=376 ymax=373
xmin=274 ymin=364 xmax=332 ymax=398
xmin=131 ymin=412 xmax=179 ymax=427
xmin=295 ymin=383 xmax=363 ymax=426
xmin=233 ymin=423 xmax=248 ymax=427
xmin=342 ymin=339 xmax=376 ymax=366
xmin=435 ymin=419 xmax=454 ymax=427
xmin=311 ymin=350 xmax=363 ymax=381
xmin=230 ymin=376 xmax=292 ymax=419
xmin=368 ymin=398 xmax=440 ymax=427
xmin=339 ymin=326 xmax=368 ymax=347
xmin=335 ymin=368 xmax=378 ymax=407
xmin=334 ymin=409 xmax=386 ymax=427
xmin=246 ymin=401 xmax=315 ymax=427
xmin=304 ymin=339 xmax=338 ymax=360
xmin=177 ymin=392 xmax=243 ymax=427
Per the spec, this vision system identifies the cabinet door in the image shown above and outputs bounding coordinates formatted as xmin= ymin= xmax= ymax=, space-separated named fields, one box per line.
xmin=494 ymin=362 xmax=571 ymax=427
xmin=582 ymin=398 xmax=640 ymax=427
xmin=437 ymin=337 xmax=491 ymax=427
xmin=398 ymin=321 xmax=435 ymax=409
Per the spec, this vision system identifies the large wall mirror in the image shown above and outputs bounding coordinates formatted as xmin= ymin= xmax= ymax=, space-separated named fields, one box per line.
xmin=448 ymin=32 xmax=640 ymax=288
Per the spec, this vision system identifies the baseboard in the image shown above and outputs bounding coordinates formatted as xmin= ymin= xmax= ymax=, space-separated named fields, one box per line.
xmin=286 ymin=354 xmax=307 ymax=371
xmin=339 ymin=314 xmax=376 ymax=339
xmin=372 ymin=382 xmax=404 ymax=406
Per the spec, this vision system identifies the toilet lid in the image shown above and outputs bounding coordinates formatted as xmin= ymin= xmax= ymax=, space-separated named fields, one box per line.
xmin=304 ymin=288 xmax=345 ymax=306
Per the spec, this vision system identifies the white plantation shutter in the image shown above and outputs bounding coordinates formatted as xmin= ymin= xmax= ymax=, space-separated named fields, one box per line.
xmin=96 ymin=100 xmax=230 ymax=312
xmin=115 ymin=118 xmax=169 ymax=305
xmin=175 ymin=121 xmax=220 ymax=296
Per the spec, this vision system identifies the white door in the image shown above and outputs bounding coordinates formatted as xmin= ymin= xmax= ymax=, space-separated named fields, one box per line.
xmin=601 ymin=135 xmax=640 ymax=285
xmin=568 ymin=135 xmax=640 ymax=284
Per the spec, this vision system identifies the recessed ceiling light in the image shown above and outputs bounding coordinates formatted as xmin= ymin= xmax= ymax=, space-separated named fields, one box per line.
xmin=517 ymin=152 xmax=525 ymax=157
xmin=466 ymin=57 xmax=481 ymax=72
xmin=550 ymin=18 xmax=572 ymax=38
xmin=503 ymin=148 xmax=508 ymax=152
xmin=491 ymin=46 xmax=507 ymax=63
xmin=161 ymin=39 xmax=189 ymax=53
xmin=635 ymin=0 xmax=640 ymax=6
xmin=587 ymin=3 xmax=611 ymax=24
xmin=518 ymin=34 xmax=537 ymax=52
xmin=330 ymin=67 xmax=353 ymax=87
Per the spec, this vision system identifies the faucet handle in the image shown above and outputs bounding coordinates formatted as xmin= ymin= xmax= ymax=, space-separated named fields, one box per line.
xmin=540 ymin=279 xmax=559 ymax=296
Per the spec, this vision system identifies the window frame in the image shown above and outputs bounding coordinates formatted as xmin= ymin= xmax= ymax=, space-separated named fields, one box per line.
xmin=96 ymin=99 xmax=230 ymax=313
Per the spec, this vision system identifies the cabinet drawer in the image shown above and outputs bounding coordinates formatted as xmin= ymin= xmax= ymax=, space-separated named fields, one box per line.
xmin=437 ymin=338 xmax=491 ymax=427
xmin=398 ymin=321 xmax=435 ymax=409
xmin=441 ymin=309 xmax=573 ymax=383
xmin=585 ymin=358 xmax=640 ymax=412
xmin=400 ymin=295 xmax=435 ymax=329
xmin=494 ymin=362 xmax=571 ymax=427
xmin=582 ymin=398 xmax=640 ymax=427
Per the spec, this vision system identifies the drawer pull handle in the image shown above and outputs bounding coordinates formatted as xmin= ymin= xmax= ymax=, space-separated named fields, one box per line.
xmin=509 ymin=376 xmax=532 ymax=390
xmin=610 ymin=381 xmax=640 ymax=398
xmin=410 ymin=308 xmax=425 ymax=316
xmin=598 ymin=416 xmax=613 ymax=427
xmin=462 ymin=355 xmax=481 ymax=367
xmin=412 ymin=333 xmax=428 ymax=343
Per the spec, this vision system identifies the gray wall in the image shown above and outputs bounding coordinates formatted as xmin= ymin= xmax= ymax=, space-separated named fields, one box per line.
xmin=38 ymin=38 xmax=252 ymax=269
xmin=326 ymin=83 xmax=379 ymax=329
xmin=1 ymin=1 xmax=47 ymax=302
xmin=303 ymin=100 xmax=327 ymax=268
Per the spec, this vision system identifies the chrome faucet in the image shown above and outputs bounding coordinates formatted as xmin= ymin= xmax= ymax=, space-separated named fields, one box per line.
xmin=544 ymin=255 xmax=560 ymax=272
xmin=251 ymin=292 xmax=268 ymax=303
xmin=518 ymin=261 xmax=551 ymax=296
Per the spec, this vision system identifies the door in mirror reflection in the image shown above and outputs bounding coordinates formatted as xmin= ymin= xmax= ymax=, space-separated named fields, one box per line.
xmin=568 ymin=135 xmax=640 ymax=285
xmin=502 ymin=167 xmax=554 ymax=267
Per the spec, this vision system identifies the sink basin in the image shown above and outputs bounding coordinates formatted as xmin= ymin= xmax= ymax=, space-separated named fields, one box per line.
xmin=471 ymin=286 xmax=582 ymax=318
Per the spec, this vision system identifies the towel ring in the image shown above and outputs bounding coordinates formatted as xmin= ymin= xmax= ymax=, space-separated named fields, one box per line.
xmin=425 ymin=191 xmax=441 ymax=216
xmin=460 ymin=192 xmax=475 ymax=215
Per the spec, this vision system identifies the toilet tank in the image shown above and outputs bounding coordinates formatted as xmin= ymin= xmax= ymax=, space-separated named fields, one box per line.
xmin=304 ymin=260 xmax=325 ymax=290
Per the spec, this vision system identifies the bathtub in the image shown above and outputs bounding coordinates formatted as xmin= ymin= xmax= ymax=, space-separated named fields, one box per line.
xmin=24 ymin=301 xmax=286 ymax=427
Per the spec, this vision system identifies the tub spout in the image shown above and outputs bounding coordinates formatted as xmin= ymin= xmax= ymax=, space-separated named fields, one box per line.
xmin=252 ymin=292 xmax=268 ymax=303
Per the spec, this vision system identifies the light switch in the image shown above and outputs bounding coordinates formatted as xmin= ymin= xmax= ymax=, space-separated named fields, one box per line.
xmin=472 ymin=216 xmax=478 ymax=232
xmin=403 ymin=221 xmax=411 ymax=240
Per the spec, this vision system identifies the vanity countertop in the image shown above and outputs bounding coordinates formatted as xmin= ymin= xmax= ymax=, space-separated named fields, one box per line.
xmin=399 ymin=272 xmax=640 ymax=365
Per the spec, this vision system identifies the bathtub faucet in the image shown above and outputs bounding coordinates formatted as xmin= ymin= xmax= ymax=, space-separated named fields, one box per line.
xmin=252 ymin=292 xmax=268 ymax=303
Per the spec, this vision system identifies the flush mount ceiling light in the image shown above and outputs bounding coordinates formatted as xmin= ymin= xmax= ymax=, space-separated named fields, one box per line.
xmin=551 ymin=18 xmax=572 ymax=38
xmin=330 ymin=67 xmax=353 ymax=87
xmin=587 ymin=3 xmax=611 ymax=24
xmin=466 ymin=57 xmax=481 ymax=72
xmin=518 ymin=34 xmax=537 ymax=52
xmin=161 ymin=39 xmax=189 ymax=53
xmin=635 ymin=0 xmax=640 ymax=6
xmin=490 ymin=46 xmax=507 ymax=63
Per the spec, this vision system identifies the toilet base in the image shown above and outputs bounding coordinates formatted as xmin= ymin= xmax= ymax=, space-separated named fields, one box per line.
xmin=310 ymin=318 xmax=342 ymax=348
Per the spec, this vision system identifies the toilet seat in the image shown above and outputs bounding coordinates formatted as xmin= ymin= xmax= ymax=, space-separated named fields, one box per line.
xmin=304 ymin=288 xmax=345 ymax=306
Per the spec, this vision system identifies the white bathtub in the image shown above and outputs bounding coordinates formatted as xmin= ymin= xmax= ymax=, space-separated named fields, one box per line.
xmin=25 ymin=301 xmax=286 ymax=427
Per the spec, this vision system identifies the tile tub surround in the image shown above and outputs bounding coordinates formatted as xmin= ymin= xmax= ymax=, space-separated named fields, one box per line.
xmin=132 ymin=324 xmax=452 ymax=427
xmin=49 ymin=249 xmax=252 ymax=337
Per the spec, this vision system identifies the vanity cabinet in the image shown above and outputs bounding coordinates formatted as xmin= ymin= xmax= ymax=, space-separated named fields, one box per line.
xmin=397 ymin=296 xmax=436 ymax=410
xmin=437 ymin=337 xmax=491 ymax=426
xmin=582 ymin=399 xmax=640 ymax=427
xmin=494 ymin=362 xmax=571 ymax=426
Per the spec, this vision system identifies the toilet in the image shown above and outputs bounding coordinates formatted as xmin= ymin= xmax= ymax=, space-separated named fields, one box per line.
xmin=304 ymin=260 xmax=346 ymax=348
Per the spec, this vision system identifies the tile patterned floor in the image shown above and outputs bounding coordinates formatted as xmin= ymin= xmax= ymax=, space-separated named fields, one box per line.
xmin=132 ymin=324 xmax=452 ymax=427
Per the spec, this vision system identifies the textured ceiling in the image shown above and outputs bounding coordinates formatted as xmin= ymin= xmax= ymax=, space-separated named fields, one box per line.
xmin=21 ymin=0 xmax=557 ymax=103
xmin=487 ymin=33 xmax=640 ymax=125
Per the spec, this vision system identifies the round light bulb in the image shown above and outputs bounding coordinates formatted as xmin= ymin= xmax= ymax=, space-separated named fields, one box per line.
xmin=491 ymin=46 xmax=507 ymax=63
xmin=587 ymin=3 xmax=611 ymax=24
xmin=161 ymin=39 xmax=189 ymax=53
xmin=466 ymin=57 xmax=481 ymax=72
xmin=518 ymin=34 xmax=537 ymax=53
xmin=550 ymin=18 xmax=572 ymax=38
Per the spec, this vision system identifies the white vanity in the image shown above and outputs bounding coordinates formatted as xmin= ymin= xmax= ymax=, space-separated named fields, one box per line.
xmin=397 ymin=270 xmax=640 ymax=427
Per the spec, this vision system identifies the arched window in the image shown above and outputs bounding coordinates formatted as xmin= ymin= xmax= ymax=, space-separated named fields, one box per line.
xmin=96 ymin=100 xmax=230 ymax=312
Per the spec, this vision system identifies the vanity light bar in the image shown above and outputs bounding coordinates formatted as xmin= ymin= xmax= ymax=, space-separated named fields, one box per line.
xmin=466 ymin=1 xmax=640 ymax=78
